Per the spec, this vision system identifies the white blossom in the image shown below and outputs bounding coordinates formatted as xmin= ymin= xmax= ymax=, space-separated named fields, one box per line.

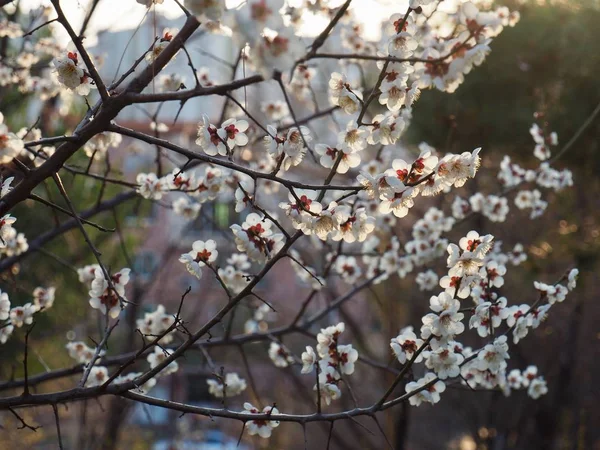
xmin=243 ymin=403 xmax=280 ymax=438
xmin=207 ymin=372 xmax=247 ymax=398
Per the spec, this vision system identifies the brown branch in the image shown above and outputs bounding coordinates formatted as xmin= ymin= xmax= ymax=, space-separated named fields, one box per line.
xmin=0 ymin=191 xmax=136 ymax=273
xmin=52 ymin=404 xmax=65 ymax=449
xmin=123 ymin=74 xmax=264 ymax=103
xmin=0 ymin=14 xmax=201 ymax=217
xmin=28 ymin=194 xmax=114 ymax=232
xmin=51 ymin=0 xmax=109 ymax=101
xmin=356 ymin=7 xmax=412 ymax=125
xmin=22 ymin=18 xmax=58 ymax=37
xmin=107 ymin=123 xmax=363 ymax=192
xmin=8 ymin=407 xmax=40 ymax=431
xmin=22 ymin=323 xmax=35 ymax=396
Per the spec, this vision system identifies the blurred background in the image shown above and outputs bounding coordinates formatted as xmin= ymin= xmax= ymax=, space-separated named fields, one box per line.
xmin=1 ymin=0 xmax=599 ymax=449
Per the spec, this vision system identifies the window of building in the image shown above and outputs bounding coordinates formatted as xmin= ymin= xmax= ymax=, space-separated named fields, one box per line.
xmin=186 ymin=373 xmax=212 ymax=404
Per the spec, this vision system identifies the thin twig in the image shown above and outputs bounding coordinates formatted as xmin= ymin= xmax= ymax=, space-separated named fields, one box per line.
xmin=22 ymin=323 xmax=35 ymax=396
xmin=52 ymin=404 xmax=65 ymax=449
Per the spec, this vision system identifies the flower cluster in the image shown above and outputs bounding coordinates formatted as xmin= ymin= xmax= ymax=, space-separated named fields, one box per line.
xmin=0 ymin=208 xmax=27 ymax=258
xmin=0 ymin=0 xmax=585 ymax=441
xmin=66 ymin=341 xmax=103 ymax=365
xmin=0 ymin=286 xmax=57 ymax=344
xmin=136 ymin=304 xmax=177 ymax=344
xmin=218 ymin=253 xmax=252 ymax=295
xmin=83 ymin=132 xmax=122 ymax=158
xmin=379 ymin=231 xmax=578 ymax=407
xmin=245 ymin=302 xmax=276 ymax=334
xmin=207 ymin=372 xmax=248 ymax=398
xmin=145 ymin=29 xmax=176 ymax=64
xmin=147 ymin=346 xmax=179 ymax=376
xmin=231 ymin=213 xmax=284 ymax=263
xmin=243 ymin=403 xmax=280 ymax=438
xmin=358 ymin=147 xmax=481 ymax=222
xmin=299 ymin=322 xmax=359 ymax=406
xmin=52 ymin=48 xmax=97 ymax=95
xmin=196 ymin=115 xmax=249 ymax=156
xmin=87 ymin=267 xmax=131 ymax=319
xmin=279 ymin=191 xmax=375 ymax=242
xmin=0 ymin=113 xmax=24 ymax=163
xmin=179 ymin=239 xmax=218 ymax=279
xmin=264 ymin=125 xmax=312 ymax=171
xmin=268 ymin=341 xmax=295 ymax=368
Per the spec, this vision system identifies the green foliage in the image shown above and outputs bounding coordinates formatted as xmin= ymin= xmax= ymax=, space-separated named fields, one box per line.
xmin=408 ymin=0 xmax=600 ymax=170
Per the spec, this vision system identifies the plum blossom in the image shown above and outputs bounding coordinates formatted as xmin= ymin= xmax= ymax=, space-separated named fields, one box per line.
xmin=136 ymin=173 xmax=168 ymax=200
xmin=159 ymin=73 xmax=185 ymax=91
xmin=32 ymin=286 xmax=55 ymax=310
xmin=268 ymin=341 xmax=295 ymax=367
xmin=261 ymin=100 xmax=289 ymax=121
xmin=0 ymin=113 xmax=24 ymax=163
xmin=334 ymin=256 xmax=362 ymax=284
xmin=329 ymin=72 xmax=363 ymax=114
xmin=66 ymin=341 xmax=102 ymax=364
xmin=218 ymin=118 xmax=249 ymax=149
xmin=113 ymin=372 xmax=157 ymax=394
xmin=528 ymin=377 xmax=548 ymax=399
xmin=52 ymin=50 xmax=95 ymax=95
xmin=85 ymin=366 xmax=109 ymax=387
xmin=0 ymin=176 xmax=14 ymax=197
xmin=88 ymin=268 xmax=131 ymax=319
xmin=330 ymin=207 xmax=375 ymax=243
xmin=469 ymin=297 xmax=509 ymax=337
xmin=338 ymin=122 xmax=367 ymax=153
xmin=301 ymin=346 xmax=317 ymax=374
xmin=136 ymin=305 xmax=176 ymax=344
xmin=336 ymin=344 xmax=359 ymax=375
xmin=179 ymin=239 xmax=218 ymax=279
xmin=243 ymin=403 xmax=280 ymax=438
xmin=264 ymin=125 xmax=311 ymax=171
xmin=316 ymin=322 xmax=345 ymax=357
xmin=254 ymin=28 xmax=304 ymax=77
xmin=231 ymin=213 xmax=284 ymax=262
xmin=421 ymin=297 xmax=465 ymax=339
xmin=315 ymin=144 xmax=360 ymax=174
xmin=0 ymin=214 xmax=17 ymax=247
xmin=567 ymin=268 xmax=579 ymax=291
xmin=185 ymin=0 xmax=225 ymax=21
xmin=77 ymin=264 xmax=101 ymax=285
xmin=405 ymin=372 xmax=446 ymax=406
xmin=477 ymin=335 xmax=509 ymax=373
xmin=146 ymin=346 xmax=179 ymax=376
xmin=379 ymin=185 xmax=416 ymax=218
xmin=436 ymin=148 xmax=481 ymax=188
xmin=416 ymin=270 xmax=439 ymax=291
xmin=0 ymin=325 xmax=13 ymax=344
xmin=368 ymin=114 xmax=406 ymax=145
xmin=319 ymin=382 xmax=342 ymax=406
xmin=83 ymin=132 xmax=122 ymax=158
xmin=506 ymin=369 xmax=523 ymax=389
xmin=0 ymin=290 xmax=10 ymax=321
xmin=9 ymin=303 xmax=38 ymax=327
xmin=172 ymin=197 xmax=201 ymax=220
xmin=145 ymin=29 xmax=175 ymax=63
xmin=390 ymin=328 xmax=424 ymax=364
xmin=0 ymin=0 xmax=575 ymax=425
xmin=425 ymin=345 xmax=464 ymax=379
xmin=207 ymin=372 xmax=247 ymax=398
